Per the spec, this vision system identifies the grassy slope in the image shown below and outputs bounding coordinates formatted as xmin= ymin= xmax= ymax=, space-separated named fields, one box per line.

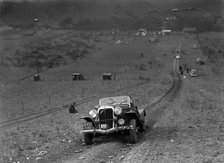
xmin=0 ymin=0 xmax=223 ymax=162
xmin=0 ymin=33 xmax=174 ymax=163
xmin=0 ymin=33 xmax=171 ymax=122
xmin=121 ymin=32 xmax=224 ymax=163
xmin=0 ymin=0 xmax=222 ymax=26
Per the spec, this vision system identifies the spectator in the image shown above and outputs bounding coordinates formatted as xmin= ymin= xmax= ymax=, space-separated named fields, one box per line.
xmin=180 ymin=70 xmax=183 ymax=75
xmin=179 ymin=66 xmax=183 ymax=72
xmin=69 ymin=102 xmax=78 ymax=113
xmin=140 ymin=53 xmax=144 ymax=58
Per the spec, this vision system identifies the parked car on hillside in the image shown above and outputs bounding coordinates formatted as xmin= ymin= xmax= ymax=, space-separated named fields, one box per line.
xmin=33 ymin=74 xmax=41 ymax=81
xmin=148 ymin=37 xmax=157 ymax=43
xmin=102 ymin=73 xmax=112 ymax=80
xmin=196 ymin=58 xmax=205 ymax=65
xmin=190 ymin=69 xmax=198 ymax=77
xmin=102 ymin=72 xmax=117 ymax=80
xmin=72 ymin=73 xmax=84 ymax=80
xmin=76 ymin=96 xmax=146 ymax=145
xmin=176 ymin=55 xmax=180 ymax=59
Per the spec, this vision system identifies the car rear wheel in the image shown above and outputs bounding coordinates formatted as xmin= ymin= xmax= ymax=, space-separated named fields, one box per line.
xmin=83 ymin=133 xmax=93 ymax=145
xmin=129 ymin=119 xmax=137 ymax=143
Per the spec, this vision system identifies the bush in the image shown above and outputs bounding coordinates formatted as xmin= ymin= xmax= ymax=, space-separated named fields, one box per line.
xmin=3 ymin=32 xmax=96 ymax=69
xmin=66 ymin=49 xmax=80 ymax=60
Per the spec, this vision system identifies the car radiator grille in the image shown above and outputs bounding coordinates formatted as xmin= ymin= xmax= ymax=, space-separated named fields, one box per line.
xmin=99 ymin=108 xmax=113 ymax=130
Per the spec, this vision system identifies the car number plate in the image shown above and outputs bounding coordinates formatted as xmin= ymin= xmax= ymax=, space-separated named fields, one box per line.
xmin=83 ymin=122 xmax=93 ymax=130
xmin=100 ymin=124 xmax=108 ymax=129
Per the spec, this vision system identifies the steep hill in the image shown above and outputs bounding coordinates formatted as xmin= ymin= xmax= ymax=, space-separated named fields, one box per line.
xmin=0 ymin=0 xmax=223 ymax=30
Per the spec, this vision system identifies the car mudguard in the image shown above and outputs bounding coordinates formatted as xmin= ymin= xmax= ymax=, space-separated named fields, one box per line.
xmin=80 ymin=116 xmax=95 ymax=127
xmin=121 ymin=112 xmax=142 ymax=126
xmin=138 ymin=109 xmax=146 ymax=122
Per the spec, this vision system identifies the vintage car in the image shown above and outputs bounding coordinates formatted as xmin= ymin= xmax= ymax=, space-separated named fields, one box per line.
xmin=148 ymin=37 xmax=158 ymax=43
xmin=72 ymin=73 xmax=84 ymax=80
xmin=79 ymin=96 xmax=146 ymax=145
xmin=33 ymin=74 xmax=41 ymax=81
xmin=196 ymin=58 xmax=205 ymax=65
xmin=190 ymin=69 xmax=198 ymax=77
xmin=176 ymin=55 xmax=180 ymax=59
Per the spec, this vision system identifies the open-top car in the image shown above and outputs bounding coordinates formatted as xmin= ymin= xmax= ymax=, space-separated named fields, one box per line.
xmin=190 ymin=69 xmax=198 ymax=77
xmin=196 ymin=58 xmax=205 ymax=65
xmin=176 ymin=55 xmax=180 ymax=59
xmin=78 ymin=96 xmax=146 ymax=145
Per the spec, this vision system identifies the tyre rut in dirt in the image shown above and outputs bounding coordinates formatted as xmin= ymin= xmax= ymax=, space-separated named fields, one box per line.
xmin=144 ymin=52 xmax=182 ymax=130
xmin=143 ymin=76 xmax=181 ymax=130
xmin=0 ymin=81 xmax=155 ymax=128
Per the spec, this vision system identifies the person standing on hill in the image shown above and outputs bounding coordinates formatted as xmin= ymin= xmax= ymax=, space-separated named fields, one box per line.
xmin=69 ymin=102 xmax=78 ymax=113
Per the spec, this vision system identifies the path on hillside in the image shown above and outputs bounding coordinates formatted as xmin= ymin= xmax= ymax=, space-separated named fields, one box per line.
xmin=61 ymin=54 xmax=182 ymax=163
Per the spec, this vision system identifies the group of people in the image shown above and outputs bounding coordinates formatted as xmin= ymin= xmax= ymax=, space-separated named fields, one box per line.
xmin=179 ymin=66 xmax=190 ymax=75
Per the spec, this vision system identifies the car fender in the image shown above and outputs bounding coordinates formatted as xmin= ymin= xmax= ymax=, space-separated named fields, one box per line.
xmin=80 ymin=116 xmax=95 ymax=126
xmin=121 ymin=112 xmax=142 ymax=126
xmin=138 ymin=109 xmax=146 ymax=122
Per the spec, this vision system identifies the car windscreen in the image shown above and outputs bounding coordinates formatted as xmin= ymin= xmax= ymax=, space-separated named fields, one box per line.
xmin=99 ymin=96 xmax=130 ymax=106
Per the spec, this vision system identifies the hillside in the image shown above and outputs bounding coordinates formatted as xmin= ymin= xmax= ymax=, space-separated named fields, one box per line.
xmin=0 ymin=0 xmax=223 ymax=30
xmin=0 ymin=0 xmax=224 ymax=162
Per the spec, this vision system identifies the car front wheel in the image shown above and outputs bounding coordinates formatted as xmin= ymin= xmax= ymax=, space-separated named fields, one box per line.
xmin=129 ymin=119 xmax=137 ymax=143
xmin=83 ymin=133 xmax=93 ymax=145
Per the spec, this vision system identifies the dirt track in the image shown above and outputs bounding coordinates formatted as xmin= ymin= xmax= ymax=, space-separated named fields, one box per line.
xmin=3 ymin=31 xmax=223 ymax=163
xmin=0 ymin=0 xmax=223 ymax=162
xmin=2 ymin=31 xmax=223 ymax=163
xmin=62 ymin=53 xmax=182 ymax=163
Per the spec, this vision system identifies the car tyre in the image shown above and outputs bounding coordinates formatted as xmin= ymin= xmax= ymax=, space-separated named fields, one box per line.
xmin=83 ymin=133 xmax=93 ymax=145
xmin=129 ymin=119 xmax=137 ymax=143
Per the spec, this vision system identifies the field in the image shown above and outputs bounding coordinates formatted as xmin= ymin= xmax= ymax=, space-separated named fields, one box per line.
xmin=115 ymin=32 xmax=224 ymax=163
xmin=0 ymin=28 xmax=178 ymax=162
xmin=0 ymin=0 xmax=224 ymax=162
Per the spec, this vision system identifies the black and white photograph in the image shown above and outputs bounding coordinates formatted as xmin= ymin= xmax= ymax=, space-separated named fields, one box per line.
xmin=0 ymin=0 xmax=223 ymax=162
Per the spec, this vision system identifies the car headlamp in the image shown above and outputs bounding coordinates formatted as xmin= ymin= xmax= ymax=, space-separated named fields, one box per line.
xmin=89 ymin=110 xmax=98 ymax=118
xmin=114 ymin=107 xmax=122 ymax=115
xmin=118 ymin=118 xmax=125 ymax=125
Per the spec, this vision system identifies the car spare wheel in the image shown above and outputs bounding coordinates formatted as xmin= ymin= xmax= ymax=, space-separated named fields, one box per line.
xmin=83 ymin=133 xmax=93 ymax=145
xmin=129 ymin=119 xmax=137 ymax=143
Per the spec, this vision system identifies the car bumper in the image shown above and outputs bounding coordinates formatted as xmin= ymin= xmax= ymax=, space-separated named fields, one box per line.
xmin=80 ymin=126 xmax=133 ymax=134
